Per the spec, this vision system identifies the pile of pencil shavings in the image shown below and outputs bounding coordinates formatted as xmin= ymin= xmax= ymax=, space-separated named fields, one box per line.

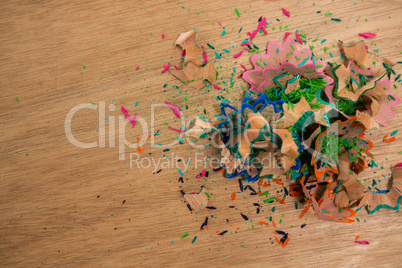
xmin=170 ymin=28 xmax=402 ymax=222
xmin=218 ymin=38 xmax=402 ymax=222
xmin=213 ymin=38 xmax=402 ymax=222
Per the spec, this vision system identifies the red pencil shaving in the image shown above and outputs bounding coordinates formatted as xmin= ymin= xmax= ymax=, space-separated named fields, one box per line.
xmin=182 ymin=49 xmax=186 ymax=56
xmin=233 ymin=51 xmax=243 ymax=58
xmin=121 ymin=106 xmax=137 ymax=128
xmin=168 ymin=126 xmax=185 ymax=132
xmin=240 ymin=64 xmax=247 ymax=72
xmin=355 ymin=240 xmax=370 ymax=245
xmin=162 ymin=62 xmax=170 ymax=73
xmin=295 ymin=32 xmax=303 ymax=44
xmin=238 ymin=64 xmax=247 ymax=78
xmin=282 ymin=8 xmax=290 ymax=17
xmin=359 ymin=32 xmax=377 ymax=39
xmin=165 ymin=101 xmax=181 ymax=118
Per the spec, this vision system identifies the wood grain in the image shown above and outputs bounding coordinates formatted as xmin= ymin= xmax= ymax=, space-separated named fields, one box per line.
xmin=0 ymin=0 xmax=401 ymax=267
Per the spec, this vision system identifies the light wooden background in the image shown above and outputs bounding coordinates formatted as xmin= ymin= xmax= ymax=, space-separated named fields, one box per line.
xmin=1 ymin=0 xmax=401 ymax=267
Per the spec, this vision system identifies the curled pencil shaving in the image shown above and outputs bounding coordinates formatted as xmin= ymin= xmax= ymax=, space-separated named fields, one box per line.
xmin=312 ymin=117 xmax=373 ymax=178
xmin=272 ymin=128 xmax=299 ymax=172
xmin=174 ymin=30 xmax=205 ymax=66
xmin=301 ymin=172 xmax=356 ymax=223
xmin=243 ymin=37 xmax=328 ymax=93
xmin=358 ymin=165 xmax=402 ymax=214
xmin=355 ymin=110 xmax=379 ymax=130
xmin=341 ymin=41 xmax=375 ymax=69
xmin=326 ymin=41 xmax=399 ymax=128
xmin=333 ymin=152 xmax=367 ymax=207
xmin=170 ymin=61 xmax=216 ymax=90
xmin=277 ymin=97 xmax=332 ymax=128
xmin=183 ymin=186 xmax=209 ymax=212
xmin=334 ymin=156 xmax=402 ymax=215
xmin=333 ymin=64 xmax=376 ymax=102
xmin=216 ymin=90 xmax=306 ymax=182
xmin=185 ymin=117 xmax=212 ymax=138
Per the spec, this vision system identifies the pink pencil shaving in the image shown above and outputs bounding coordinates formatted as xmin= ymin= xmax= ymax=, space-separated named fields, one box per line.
xmin=214 ymin=84 xmax=221 ymax=90
xmin=165 ymin=101 xmax=181 ymax=118
xmin=257 ymin=17 xmax=266 ymax=31
xmin=121 ymin=106 xmax=137 ymax=128
xmin=396 ymin=163 xmax=402 ymax=167
xmin=161 ymin=33 xmax=165 ymax=39
xmin=161 ymin=62 xmax=170 ymax=73
xmin=295 ymin=32 xmax=303 ymax=44
xmin=240 ymin=64 xmax=247 ymax=72
xmin=359 ymin=32 xmax=377 ymax=39
xmin=168 ymin=126 xmax=185 ymax=132
xmin=257 ymin=17 xmax=267 ymax=34
xmin=282 ymin=8 xmax=290 ymax=17
xmin=233 ymin=51 xmax=243 ymax=58
xmin=135 ymin=66 xmax=140 ymax=70
xmin=174 ymin=65 xmax=178 ymax=70
xmin=240 ymin=41 xmax=251 ymax=46
xmin=201 ymin=46 xmax=208 ymax=63
xmin=247 ymin=30 xmax=258 ymax=40
xmin=283 ymin=32 xmax=291 ymax=40
xmin=196 ymin=170 xmax=207 ymax=179
xmin=355 ymin=240 xmax=370 ymax=245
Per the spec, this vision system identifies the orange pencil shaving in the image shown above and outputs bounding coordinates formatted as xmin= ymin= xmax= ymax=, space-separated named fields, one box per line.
xmin=383 ymin=137 xmax=396 ymax=143
xmin=299 ymin=205 xmax=310 ymax=218
xmin=282 ymin=238 xmax=290 ymax=247
xmin=273 ymin=179 xmax=284 ymax=186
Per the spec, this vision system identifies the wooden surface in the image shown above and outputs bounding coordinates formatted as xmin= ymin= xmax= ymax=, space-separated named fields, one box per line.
xmin=1 ymin=0 xmax=402 ymax=267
